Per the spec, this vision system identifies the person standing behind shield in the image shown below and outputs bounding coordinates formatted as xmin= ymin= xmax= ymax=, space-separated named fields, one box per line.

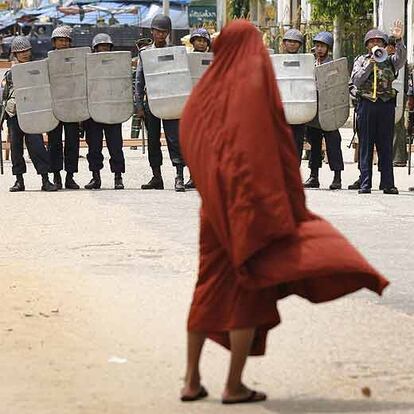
xmin=303 ymin=32 xmax=344 ymax=190
xmin=2 ymin=37 xmax=57 ymax=192
xmin=281 ymin=29 xmax=306 ymax=163
xmin=183 ymin=28 xmax=211 ymax=190
xmin=47 ymin=25 xmax=81 ymax=190
xmin=135 ymin=15 xmax=186 ymax=192
xmin=83 ymin=34 xmax=125 ymax=190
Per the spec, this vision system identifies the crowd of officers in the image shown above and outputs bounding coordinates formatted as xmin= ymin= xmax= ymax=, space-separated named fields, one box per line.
xmin=2 ymin=15 xmax=413 ymax=194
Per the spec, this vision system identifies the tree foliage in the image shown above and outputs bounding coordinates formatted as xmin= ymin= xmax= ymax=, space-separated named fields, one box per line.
xmin=308 ymin=0 xmax=373 ymax=21
xmin=229 ymin=0 xmax=249 ymax=19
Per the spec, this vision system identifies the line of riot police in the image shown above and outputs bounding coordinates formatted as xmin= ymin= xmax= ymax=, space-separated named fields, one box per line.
xmin=278 ymin=20 xmax=407 ymax=194
xmin=1 ymin=17 xmax=212 ymax=193
xmin=1 ymin=16 xmax=411 ymax=194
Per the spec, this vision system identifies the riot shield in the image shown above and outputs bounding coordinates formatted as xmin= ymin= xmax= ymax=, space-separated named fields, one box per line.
xmin=87 ymin=51 xmax=133 ymax=124
xmin=140 ymin=46 xmax=192 ymax=120
xmin=12 ymin=59 xmax=59 ymax=134
xmin=271 ymin=54 xmax=317 ymax=125
xmin=187 ymin=52 xmax=213 ymax=86
xmin=48 ymin=47 xmax=90 ymax=122
xmin=311 ymin=57 xmax=350 ymax=131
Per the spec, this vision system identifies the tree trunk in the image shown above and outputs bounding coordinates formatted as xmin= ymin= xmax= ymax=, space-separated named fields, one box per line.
xmin=333 ymin=14 xmax=344 ymax=59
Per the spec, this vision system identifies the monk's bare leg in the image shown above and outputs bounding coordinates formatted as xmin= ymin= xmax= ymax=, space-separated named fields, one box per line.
xmin=181 ymin=331 xmax=206 ymax=398
xmin=222 ymin=328 xmax=266 ymax=403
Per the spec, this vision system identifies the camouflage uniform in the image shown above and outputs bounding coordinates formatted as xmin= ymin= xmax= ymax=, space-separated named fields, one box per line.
xmin=351 ymin=37 xmax=406 ymax=192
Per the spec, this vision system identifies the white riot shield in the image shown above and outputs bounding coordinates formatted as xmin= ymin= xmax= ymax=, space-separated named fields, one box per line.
xmin=141 ymin=46 xmax=192 ymax=120
xmin=48 ymin=47 xmax=90 ymax=122
xmin=312 ymin=57 xmax=350 ymax=131
xmin=87 ymin=51 xmax=133 ymax=124
xmin=12 ymin=59 xmax=59 ymax=134
xmin=187 ymin=52 xmax=213 ymax=86
xmin=271 ymin=54 xmax=317 ymax=124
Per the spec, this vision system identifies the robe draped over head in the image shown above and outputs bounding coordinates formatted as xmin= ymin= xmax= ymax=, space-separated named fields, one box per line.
xmin=180 ymin=19 xmax=389 ymax=355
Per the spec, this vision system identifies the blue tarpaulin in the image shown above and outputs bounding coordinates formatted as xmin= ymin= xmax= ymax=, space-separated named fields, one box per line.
xmin=0 ymin=0 xmax=190 ymax=31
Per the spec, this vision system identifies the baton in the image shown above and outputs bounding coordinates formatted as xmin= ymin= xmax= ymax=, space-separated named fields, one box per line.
xmin=141 ymin=117 xmax=146 ymax=155
xmin=347 ymin=109 xmax=358 ymax=149
xmin=0 ymin=129 xmax=3 ymax=175
xmin=409 ymin=130 xmax=413 ymax=176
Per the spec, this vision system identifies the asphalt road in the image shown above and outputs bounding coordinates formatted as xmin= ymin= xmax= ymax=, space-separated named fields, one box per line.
xmin=0 ymin=130 xmax=413 ymax=414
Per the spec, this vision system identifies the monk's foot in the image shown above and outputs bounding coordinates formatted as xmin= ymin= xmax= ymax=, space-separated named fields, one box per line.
xmin=222 ymin=384 xmax=267 ymax=404
xmin=180 ymin=384 xmax=208 ymax=402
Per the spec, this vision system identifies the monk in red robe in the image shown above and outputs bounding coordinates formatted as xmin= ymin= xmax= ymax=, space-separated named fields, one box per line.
xmin=179 ymin=20 xmax=389 ymax=404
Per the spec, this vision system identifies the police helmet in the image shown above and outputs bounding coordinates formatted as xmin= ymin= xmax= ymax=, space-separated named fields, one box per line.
xmin=283 ymin=29 xmax=304 ymax=44
xmin=151 ymin=14 xmax=172 ymax=32
xmin=190 ymin=28 xmax=211 ymax=46
xmin=11 ymin=36 xmax=32 ymax=53
xmin=92 ymin=33 xmax=114 ymax=50
xmin=51 ymin=25 xmax=73 ymax=40
xmin=313 ymin=31 xmax=334 ymax=48
xmin=364 ymin=29 xmax=388 ymax=46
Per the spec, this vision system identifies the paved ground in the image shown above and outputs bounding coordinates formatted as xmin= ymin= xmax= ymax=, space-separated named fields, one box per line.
xmin=0 ymin=129 xmax=414 ymax=414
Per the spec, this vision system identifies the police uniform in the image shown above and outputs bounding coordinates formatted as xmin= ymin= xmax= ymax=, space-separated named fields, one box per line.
xmin=47 ymin=25 xmax=80 ymax=190
xmin=282 ymin=29 xmax=306 ymax=162
xmin=304 ymin=32 xmax=344 ymax=190
xmin=3 ymin=37 xmax=57 ymax=192
xmin=83 ymin=34 xmax=125 ymax=190
xmin=351 ymin=29 xmax=406 ymax=194
xmin=184 ymin=28 xmax=211 ymax=190
xmin=408 ymin=71 xmax=414 ymax=192
xmin=135 ymin=15 xmax=186 ymax=192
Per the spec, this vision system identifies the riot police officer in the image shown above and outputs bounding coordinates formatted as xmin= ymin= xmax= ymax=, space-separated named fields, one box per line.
xmin=282 ymin=29 xmax=306 ymax=162
xmin=47 ymin=25 xmax=81 ymax=190
xmin=2 ymin=37 xmax=57 ymax=192
xmin=83 ymin=33 xmax=125 ymax=190
xmin=351 ymin=21 xmax=406 ymax=194
xmin=135 ymin=14 xmax=186 ymax=192
xmin=190 ymin=28 xmax=211 ymax=53
xmin=183 ymin=28 xmax=211 ymax=190
xmin=303 ymin=32 xmax=344 ymax=190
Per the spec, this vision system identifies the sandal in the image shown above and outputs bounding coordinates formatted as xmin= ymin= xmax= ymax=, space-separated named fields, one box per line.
xmin=222 ymin=390 xmax=267 ymax=405
xmin=180 ymin=386 xmax=208 ymax=402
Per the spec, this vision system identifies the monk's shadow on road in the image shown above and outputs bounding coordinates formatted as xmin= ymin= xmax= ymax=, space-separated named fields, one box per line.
xmin=263 ymin=398 xmax=414 ymax=413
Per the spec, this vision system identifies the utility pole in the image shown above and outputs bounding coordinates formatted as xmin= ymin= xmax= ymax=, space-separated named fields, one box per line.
xmin=163 ymin=0 xmax=170 ymax=16
xmin=373 ymin=0 xmax=377 ymax=27
xmin=216 ymin=0 xmax=226 ymax=30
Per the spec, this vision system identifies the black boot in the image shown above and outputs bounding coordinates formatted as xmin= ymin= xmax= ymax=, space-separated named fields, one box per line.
xmin=41 ymin=174 xmax=58 ymax=192
xmin=184 ymin=177 xmax=195 ymax=190
xmin=141 ymin=167 xmax=164 ymax=190
xmin=383 ymin=187 xmax=399 ymax=195
xmin=65 ymin=173 xmax=80 ymax=190
xmin=303 ymin=169 xmax=320 ymax=188
xmin=84 ymin=171 xmax=101 ymax=190
xmin=114 ymin=172 xmax=124 ymax=190
xmin=348 ymin=177 xmax=361 ymax=190
xmin=329 ymin=171 xmax=342 ymax=190
xmin=9 ymin=174 xmax=25 ymax=192
xmin=175 ymin=165 xmax=185 ymax=192
xmin=53 ymin=172 xmax=62 ymax=190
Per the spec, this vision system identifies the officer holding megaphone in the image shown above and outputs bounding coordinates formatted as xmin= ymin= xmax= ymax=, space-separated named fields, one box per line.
xmin=351 ymin=20 xmax=406 ymax=195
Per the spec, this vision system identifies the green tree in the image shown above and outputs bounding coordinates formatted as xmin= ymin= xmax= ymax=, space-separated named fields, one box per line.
xmin=308 ymin=0 xmax=372 ymax=21
xmin=308 ymin=0 xmax=373 ymax=58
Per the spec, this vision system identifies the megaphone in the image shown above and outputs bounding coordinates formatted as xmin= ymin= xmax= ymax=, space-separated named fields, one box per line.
xmin=372 ymin=46 xmax=388 ymax=63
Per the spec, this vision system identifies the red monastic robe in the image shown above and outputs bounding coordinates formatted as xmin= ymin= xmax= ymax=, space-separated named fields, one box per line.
xmin=180 ymin=20 xmax=389 ymax=355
